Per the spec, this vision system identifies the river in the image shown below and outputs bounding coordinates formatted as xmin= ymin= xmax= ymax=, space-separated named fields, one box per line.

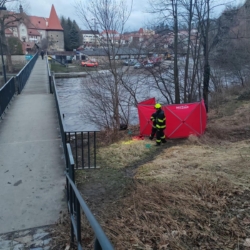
xmin=55 ymin=66 xmax=238 ymax=132
xmin=55 ymin=74 xmax=160 ymax=132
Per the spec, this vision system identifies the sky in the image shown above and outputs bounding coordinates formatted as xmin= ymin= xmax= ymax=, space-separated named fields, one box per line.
xmin=13 ymin=0 xmax=247 ymax=31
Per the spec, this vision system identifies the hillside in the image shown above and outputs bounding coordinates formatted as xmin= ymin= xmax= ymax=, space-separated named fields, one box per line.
xmin=52 ymin=87 xmax=250 ymax=250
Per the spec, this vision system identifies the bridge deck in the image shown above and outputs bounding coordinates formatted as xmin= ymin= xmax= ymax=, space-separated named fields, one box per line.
xmin=0 ymin=57 xmax=66 ymax=234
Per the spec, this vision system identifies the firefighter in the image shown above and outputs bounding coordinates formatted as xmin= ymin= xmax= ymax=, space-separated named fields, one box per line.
xmin=149 ymin=112 xmax=157 ymax=140
xmin=154 ymin=103 xmax=166 ymax=146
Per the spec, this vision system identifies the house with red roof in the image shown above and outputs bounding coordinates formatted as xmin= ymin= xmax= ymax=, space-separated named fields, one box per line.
xmin=100 ymin=30 xmax=120 ymax=45
xmin=4 ymin=4 xmax=64 ymax=53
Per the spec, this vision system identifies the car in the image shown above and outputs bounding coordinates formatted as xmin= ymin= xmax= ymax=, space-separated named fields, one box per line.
xmin=123 ymin=59 xmax=137 ymax=66
xmin=81 ymin=60 xmax=98 ymax=67
xmin=134 ymin=62 xmax=143 ymax=69
xmin=144 ymin=63 xmax=154 ymax=68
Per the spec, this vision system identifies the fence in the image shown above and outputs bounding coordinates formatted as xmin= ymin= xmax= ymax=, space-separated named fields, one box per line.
xmin=49 ymin=64 xmax=99 ymax=169
xmin=46 ymin=59 xmax=113 ymax=249
xmin=46 ymin=55 xmax=53 ymax=94
xmin=0 ymin=77 xmax=15 ymax=117
xmin=65 ymin=143 xmax=114 ymax=250
xmin=65 ymin=132 xmax=98 ymax=169
xmin=16 ymin=52 xmax=38 ymax=94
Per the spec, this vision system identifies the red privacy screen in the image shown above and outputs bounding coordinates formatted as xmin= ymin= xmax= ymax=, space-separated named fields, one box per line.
xmin=137 ymin=99 xmax=207 ymax=139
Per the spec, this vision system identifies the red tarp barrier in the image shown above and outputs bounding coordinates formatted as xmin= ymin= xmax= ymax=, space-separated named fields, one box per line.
xmin=137 ymin=99 xmax=207 ymax=139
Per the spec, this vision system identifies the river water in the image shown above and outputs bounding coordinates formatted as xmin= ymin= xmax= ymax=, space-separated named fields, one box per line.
xmin=55 ymin=66 xmax=238 ymax=132
xmin=55 ymin=75 xmax=160 ymax=132
xmin=56 ymin=71 xmax=164 ymax=131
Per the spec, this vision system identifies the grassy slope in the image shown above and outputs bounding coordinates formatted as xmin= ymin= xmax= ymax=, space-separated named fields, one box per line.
xmin=52 ymin=89 xmax=250 ymax=250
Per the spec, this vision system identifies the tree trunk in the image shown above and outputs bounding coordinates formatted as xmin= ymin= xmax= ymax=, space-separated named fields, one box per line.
xmin=203 ymin=63 xmax=210 ymax=112
xmin=0 ymin=20 xmax=13 ymax=73
xmin=202 ymin=0 xmax=210 ymax=113
xmin=114 ymin=73 xmax=120 ymax=130
xmin=184 ymin=0 xmax=193 ymax=103
xmin=173 ymin=0 xmax=180 ymax=104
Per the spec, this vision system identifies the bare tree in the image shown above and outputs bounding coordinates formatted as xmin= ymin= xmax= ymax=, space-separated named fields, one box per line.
xmin=76 ymin=0 xmax=144 ymax=131
xmin=180 ymin=0 xmax=195 ymax=103
xmin=195 ymin=0 xmax=225 ymax=111
xmin=214 ymin=3 xmax=250 ymax=87
xmin=148 ymin=0 xmax=181 ymax=104
xmin=0 ymin=0 xmax=27 ymax=72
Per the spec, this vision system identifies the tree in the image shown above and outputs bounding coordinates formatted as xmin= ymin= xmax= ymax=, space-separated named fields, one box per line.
xmin=213 ymin=3 xmax=250 ymax=87
xmin=41 ymin=38 xmax=48 ymax=50
xmin=149 ymin=0 xmax=181 ymax=104
xmin=0 ymin=0 xmax=26 ymax=72
xmin=180 ymin=0 xmax=195 ymax=103
xmin=61 ymin=17 xmax=82 ymax=51
xmin=76 ymin=0 xmax=134 ymax=131
xmin=7 ymin=36 xmax=23 ymax=54
xmin=69 ymin=21 xmax=81 ymax=50
xmin=146 ymin=0 xmax=224 ymax=109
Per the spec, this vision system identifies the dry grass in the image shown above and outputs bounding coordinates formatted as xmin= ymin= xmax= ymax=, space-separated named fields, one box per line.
xmin=51 ymin=88 xmax=250 ymax=249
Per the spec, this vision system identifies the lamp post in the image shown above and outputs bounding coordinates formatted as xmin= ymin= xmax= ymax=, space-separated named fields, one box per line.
xmin=0 ymin=6 xmax=7 ymax=83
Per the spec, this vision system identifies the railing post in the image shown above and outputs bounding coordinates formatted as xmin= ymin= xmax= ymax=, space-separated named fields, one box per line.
xmin=49 ymin=75 xmax=52 ymax=94
xmin=94 ymin=239 xmax=102 ymax=250
xmin=16 ymin=75 xmax=20 ymax=94
xmin=76 ymin=199 xmax=81 ymax=245
xmin=69 ymin=185 xmax=74 ymax=245
xmin=81 ymin=132 xmax=84 ymax=169
xmin=88 ymin=132 xmax=90 ymax=168
xmin=75 ymin=132 xmax=78 ymax=169
xmin=94 ymin=132 xmax=96 ymax=168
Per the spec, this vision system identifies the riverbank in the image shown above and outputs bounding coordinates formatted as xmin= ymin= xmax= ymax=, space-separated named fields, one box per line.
xmin=51 ymin=85 xmax=250 ymax=249
xmin=54 ymin=72 xmax=88 ymax=78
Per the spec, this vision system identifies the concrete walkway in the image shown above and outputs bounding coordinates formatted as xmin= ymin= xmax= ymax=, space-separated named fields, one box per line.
xmin=0 ymin=57 xmax=66 ymax=235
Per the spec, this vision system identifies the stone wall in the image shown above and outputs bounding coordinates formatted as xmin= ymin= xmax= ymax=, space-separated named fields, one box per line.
xmin=0 ymin=55 xmax=27 ymax=65
xmin=47 ymin=31 xmax=64 ymax=51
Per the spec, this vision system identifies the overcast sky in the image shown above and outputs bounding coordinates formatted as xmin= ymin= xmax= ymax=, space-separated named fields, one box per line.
xmin=18 ymin=0 xmax=246 ymax=31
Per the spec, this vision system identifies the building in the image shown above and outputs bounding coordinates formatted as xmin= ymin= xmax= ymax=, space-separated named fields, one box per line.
xmin=100 ymin=30 xmax=120 ymax=45
xmin=81 ymin=30 xmax=100 ymax=47
xmin=4 ymin=4 xmax=64 ymax=53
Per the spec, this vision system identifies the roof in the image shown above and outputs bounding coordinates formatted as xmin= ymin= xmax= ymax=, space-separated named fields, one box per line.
xmin=46 ymin=4 xmax=63 ymax=31
xmin=138 ymin=28 xmax=144 ymax=34
xmin=28 ymin=28 xmax=41 ymax=36
xmin=5 ymin=29 xmax=13 ymax=35
xmin=4 ymin=11 xmax=22 ymax=28
xmin=22 ymin=41 xmax=35 ymax=51
xmin=101 ymin=30 xmax=119 ymax=35
xmin=29 ymin=16 xmax=48 ymax=30
xmin=81 ymin=30 xmax=99 ymax=35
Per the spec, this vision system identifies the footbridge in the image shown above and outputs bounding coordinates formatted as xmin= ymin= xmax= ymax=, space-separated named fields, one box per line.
xmin=0 ymin=53 xmax=113 ymax=249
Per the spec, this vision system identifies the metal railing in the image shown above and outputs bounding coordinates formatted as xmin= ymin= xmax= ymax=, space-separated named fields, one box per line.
xmin=16 ymin=52 xmax=38 ymax=94
xmin=46 ymin=55 xmax=53 ymax=94
xmin=48 ymin=55 xmax=67 ymax=67
xmin=50 ymin=72 xmax=99 ymax=169
xmin=65 ymin=143 xmax=114 ymax=250
xmin=0 ymin=77 xmax=15 ymax=117
xmin=66 ymin=131 xmax=97 ymax=169
xmin=46 ymin=59 xmax=112 ymax=248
